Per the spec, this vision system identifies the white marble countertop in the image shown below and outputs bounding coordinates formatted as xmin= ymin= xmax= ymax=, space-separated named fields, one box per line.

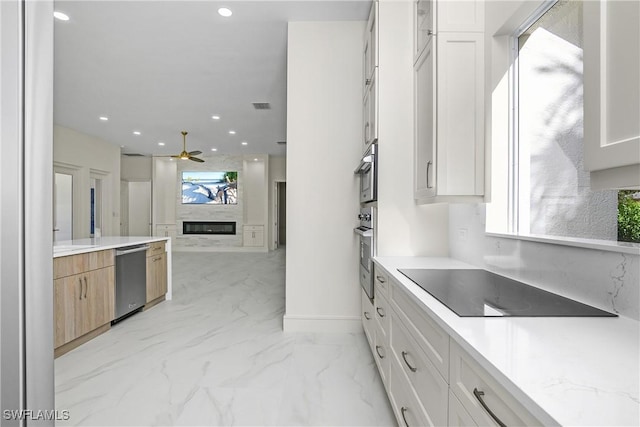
xmin=374 ymin=256 xmax=640 ymax=427
xmin=53 ymin=236 xmax=170 ymax=258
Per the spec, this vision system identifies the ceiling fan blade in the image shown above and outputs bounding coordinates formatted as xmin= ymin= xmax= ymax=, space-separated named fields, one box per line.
xmin=188 ymin=150 xmax=202 ymax=156
xmin=170 ymin=155 xmax=180 ymax=158
xmin=189 ymin=156 xmax=205 ymax=163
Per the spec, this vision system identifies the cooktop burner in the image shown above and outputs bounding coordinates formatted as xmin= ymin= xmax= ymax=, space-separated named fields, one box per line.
xmin=397 ymin=269 xmax=617 ymax=317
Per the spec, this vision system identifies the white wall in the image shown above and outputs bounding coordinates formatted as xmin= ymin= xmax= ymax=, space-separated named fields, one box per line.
xmin=53 ymin=125 xmax=120 ymax=238
xmin=376 ymin=0 xmax=449 ymax=257
xmin=243 ymin=156 xmax=267 ymax=225
xmin=152 ymin=157 xmax=177 ymax=226
xmin=268 ymin=156 xmax=286 ymax=250
xmin=285 ymin=21 xmax=364 ymax=332
xmin=121 ymin=155 xmax=152 ymax=181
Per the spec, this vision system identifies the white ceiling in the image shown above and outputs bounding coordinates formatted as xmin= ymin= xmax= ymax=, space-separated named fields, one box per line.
xmin=54 ymin=0 xmax=370 ymax=157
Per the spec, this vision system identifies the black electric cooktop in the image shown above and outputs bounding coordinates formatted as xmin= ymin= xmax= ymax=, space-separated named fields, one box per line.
xmin=397 ymin=269 xmax=617 ymax=317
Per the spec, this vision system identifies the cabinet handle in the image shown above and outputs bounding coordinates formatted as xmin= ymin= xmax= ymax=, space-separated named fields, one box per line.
xmin=473 ymin=388 xmax=507 ymax=427
xmin=375 ymin=345 xmax=384 ymax=359
xmin=376 ymin=275 xmax=386 ymax=284
xmin=365 ymin=78 xmax=371 ymax=86
xmin=83 ymin=277 xmax=88 ymax=299
xmin=78 ymin=278 xmax=83 ymax=300
xmin=400 ymin=407 xmax=410 ymax=427
xmin=376 ymin=306 xmax=385 ymax=317
xmin=401 ymin=351 xmax=418 ymax=372
xmin=426 ymin=160 xmax=433 ymax=188
xmin=153 ymin=256 xmax=162 ymax=262
xmin=364 ymin=122 xmax=370 ymax=144
xmin=364 ymin=311 xmax=371 ymax=320
xmin=427 ymin=29 xmax=434 ymax=36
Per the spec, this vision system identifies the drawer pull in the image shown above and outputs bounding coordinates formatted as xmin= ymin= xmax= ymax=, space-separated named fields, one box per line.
xmin=364 ymin=312 xmax=371 ymax=320
xmin=376 ymin=307 xmax=385 ymax=317
xmin=473 ymin=388 xmax=507 ymax=427
xmin=83 ymin=277 xmax=88 ymax=299
xmin=78 ymin=278 xmax=83 ymax=300
xmin=400 ymin=407 xmax=410 ymax=427
xmin=376 ymin=275 xmax=386 ymax=284
xmin=401 ymin=351 xmax=417 ymax=372
xmin=375 ymin=345 xmax=385 ymax=359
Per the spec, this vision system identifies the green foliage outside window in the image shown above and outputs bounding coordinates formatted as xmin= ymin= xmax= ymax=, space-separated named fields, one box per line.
xmin=618 ymin=190 xmax=640 ymax=243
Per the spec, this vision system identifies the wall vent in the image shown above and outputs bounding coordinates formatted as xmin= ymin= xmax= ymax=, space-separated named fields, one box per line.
xmin=252 ymin=102 xmax=271 ymax=110
xmin=123 ymin=153 xmax=146 ymax=157
xmin=276 ymin=141 xmax=286 ymax=145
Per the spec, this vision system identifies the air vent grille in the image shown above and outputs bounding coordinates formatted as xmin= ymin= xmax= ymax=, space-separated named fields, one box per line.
xmin=276 ymin=141 xmax=286 ymax=145
xmin=252 ymin=102 xmax=271 ymax=110
xmin=123 ymin=153 xmax=146 ymax=157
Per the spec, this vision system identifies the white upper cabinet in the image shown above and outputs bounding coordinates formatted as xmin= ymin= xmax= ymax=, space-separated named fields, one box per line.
xmin=414 ymin=0 xmax=485 ymax=203
xmin=362 ymin=2 xmax=379 ymax=151
xmin=583 ymin=0 xmax=640 ymax=189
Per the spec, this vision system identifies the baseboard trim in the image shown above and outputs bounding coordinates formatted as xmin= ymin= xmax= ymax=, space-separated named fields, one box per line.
xmin=283 ymin=315 xmax=362 ymax=333
xmin=173 ymin=246 xmax=268 ymax=253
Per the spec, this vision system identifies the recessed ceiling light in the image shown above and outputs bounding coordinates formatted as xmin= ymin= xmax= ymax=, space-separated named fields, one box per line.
xmin=54 ymin=11 xmax=69 ymax=21
xmin=241 ymin=142 xmax=248 ymax=146
xmin=228 ymin=130 xmax=236 ymax=135
xmin=211 ymin=115 xmax=220 ymax=120
xmin=99 ymin=116 xmax=109 ymax=121
xmin=211 ymin=148 xmax=218 ymax=151
xmin=253 ymin=158 xmax=258 ymax=161
xmin=218 ymin=7 xmax=232 ymax=17
xmin=133 ymin=131 xmax=141 ymax=135
xmin=158 ymin=142 xmax=165 ymax=146
xmin=120 ymin=145 xmax=125 ymax=148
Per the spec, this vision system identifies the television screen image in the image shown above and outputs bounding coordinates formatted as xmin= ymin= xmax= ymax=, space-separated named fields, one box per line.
xmin=182 ymin=171 xmax=238 ymax=205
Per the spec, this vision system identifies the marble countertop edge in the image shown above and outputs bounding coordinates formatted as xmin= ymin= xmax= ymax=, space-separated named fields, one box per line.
xmin=53 ymin=236 xmax=170 ymax=258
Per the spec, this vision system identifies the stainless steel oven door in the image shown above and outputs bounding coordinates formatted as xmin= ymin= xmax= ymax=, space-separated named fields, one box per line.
xmin=355 ymin=227 xmax=374 ymax=299
xmin=354 ymin=144 xmax=377 ymax=203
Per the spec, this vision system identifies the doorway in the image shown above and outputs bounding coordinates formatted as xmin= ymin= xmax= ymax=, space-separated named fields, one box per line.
xmin=54 ymin=172 xmax=73 ymax=241
xmin=274 ymin=181 xmax=286 ymax=247
xmin=125 ymin=181 xmax=152 ymax=236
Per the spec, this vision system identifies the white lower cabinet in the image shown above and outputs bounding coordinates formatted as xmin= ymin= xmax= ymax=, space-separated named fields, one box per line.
xmin=365 ymin=265 xmax=545 ymax=426
xmin=449 ymin=340 xmax=543 ymax=427
xmin=243 ymin=225 xmax=264 ymax=247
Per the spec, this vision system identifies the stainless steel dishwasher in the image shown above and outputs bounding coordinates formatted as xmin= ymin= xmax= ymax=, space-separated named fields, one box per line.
xmin=114 ymin=244 xmax=149 ymax=321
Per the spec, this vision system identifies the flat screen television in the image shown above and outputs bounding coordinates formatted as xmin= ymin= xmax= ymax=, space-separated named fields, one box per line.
xmin=181 ymin=171 xmax=238 ymax=205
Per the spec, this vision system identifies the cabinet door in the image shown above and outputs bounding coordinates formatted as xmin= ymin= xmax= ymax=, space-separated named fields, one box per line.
xmin=414 ymin=40 xmax=436 ymax=200
xmin=583 ymin=0 xmax=640 ymax=188
xmin=146 ymin=253 xmax=165 ymax=302
xmin=363 ymin=70 xmax=378 ymax=151
xmin=415 ymin=0 xmax=435 ymax=60
xmin=78 ymin=267 xmax=115 ymax=337
xmin=54 ymin=274 xmax=82 ymax=347
xmin=435 ymin=32 xmax=484 ymax=196
xmin=363 ymin=2 xmax=377 ymax=89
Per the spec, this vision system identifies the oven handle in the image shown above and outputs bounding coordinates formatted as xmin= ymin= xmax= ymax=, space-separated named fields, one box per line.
xmin=354 ymin=227 xmax=373 ymax=237
xmin=354 ymin=160 xmax=372 ymax=174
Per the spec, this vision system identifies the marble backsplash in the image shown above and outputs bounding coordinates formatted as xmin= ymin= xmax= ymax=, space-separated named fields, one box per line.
xmin=448 ymin=204 xmax=640 ymax=320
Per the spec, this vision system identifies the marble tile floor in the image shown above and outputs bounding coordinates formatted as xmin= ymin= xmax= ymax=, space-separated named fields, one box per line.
xmin=55 ymin=249 xmax=395 ymax=426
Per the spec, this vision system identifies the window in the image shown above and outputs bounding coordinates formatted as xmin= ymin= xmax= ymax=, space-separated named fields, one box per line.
xmin=512 ymin=0 xmax=638 ymax=243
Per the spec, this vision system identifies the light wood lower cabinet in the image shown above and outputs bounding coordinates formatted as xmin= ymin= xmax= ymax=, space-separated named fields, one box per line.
xmin=146 ymin=252 xmax=167 ymax=303
xmin=54 ymin=265 xmax=114 ymax=349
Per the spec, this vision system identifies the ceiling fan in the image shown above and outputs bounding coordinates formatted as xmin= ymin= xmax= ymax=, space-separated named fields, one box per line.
xmin=171 ymin=131 xmax=204 ymax=162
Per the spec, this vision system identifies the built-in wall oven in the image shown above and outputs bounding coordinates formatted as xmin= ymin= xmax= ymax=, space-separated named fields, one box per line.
xmin=354 ymin=143 xmax=377 ymax=204
xmin=354 ymin=206 xmax=374 ymax=299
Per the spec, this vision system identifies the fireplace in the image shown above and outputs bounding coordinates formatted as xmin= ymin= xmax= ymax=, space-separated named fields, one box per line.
xmin=182 ymin=221 xmax=236 ymax=235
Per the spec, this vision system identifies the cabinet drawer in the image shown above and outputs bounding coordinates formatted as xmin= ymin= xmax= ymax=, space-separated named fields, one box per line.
xmin=390 ymin=313 xmax=448 ymax=425
xmin=147 ymin=241 xmax=165 ymax=257
xmin=390 ymin=279 xmax=449 ymax=381
xmin=243 ymin=225 xmax=263 ymax=232
xmin=373 ymin=265 xmax=389 ymax=299
xmin=448 ymin=389 xmax=477 ymax=427
xmin=372 ymin=321 xmax=389 ymax=386
xmin=450 ymin=341 xmax=543 ymax=427
xmin=374 ymin=291 xmax=390 ymax=339
xmin=388 ymin=356 xmax=434 ymax=427
xmin=54 ymin=249 xmax=114 ymax=279
xmin=361 ymin=289 xmax=375 ymax=351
